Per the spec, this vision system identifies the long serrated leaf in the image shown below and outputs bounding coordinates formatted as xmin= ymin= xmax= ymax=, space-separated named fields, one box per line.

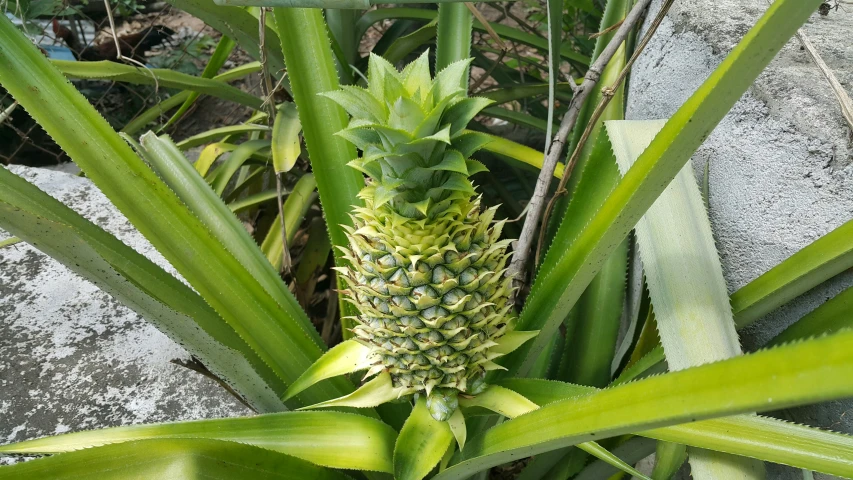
xmin=138 ymin=135 xmax=320 ymax=347
xmin=768 ymin=284 xmax=853 ymax=346
xmin=0 ymin=166 xmax=284 ymax=412
xmin=436 ymin=3 xmax=472 ymax=71
xmin=394 ymin=397 xmax=454 ymax=480
xmin=52 ymin=60 xmax=262 ymax=110
xmin=0 ymin=411 xmax=395 ymax=473
xmin=607 ymin=119 xmax=741 ymax=368
xmin=459 ymin=385 xmax=652 ymax=480
xmin=574 ymin=442 xmax=652 ymax=480
xmin=498 ymin=0 xmax=822 ymax=378
xmin=609 ymin=118 xmax=763 ymax=478
xmin=438 ymin=329 xmax=853 ymax=479
xmin=0 ymin=439 xmax=351 ymax=479
xmin=574 ymin=437 xmax=658 ymax=480
xmin=0 ymin=16 xmax=355 ymax=407
xmin=480 ymin=83 xmax=574 ymax=106
xmin=273 ymin=7 xmax=366 ymax=336
xmin=506 ymin=377 xmax=853 ymax=477
xmin=732 ymin=218 xmax=853 ymax=328
xmin=272 ymin=102 xmax=302 ymax=174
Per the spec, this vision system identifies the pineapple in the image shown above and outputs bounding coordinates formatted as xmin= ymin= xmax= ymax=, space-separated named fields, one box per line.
xmin=286 ymin=52 xmax=534 ymax=422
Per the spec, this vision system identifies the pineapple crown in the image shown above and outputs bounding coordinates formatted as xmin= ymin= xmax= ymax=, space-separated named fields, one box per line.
xmin=320 ymin=51 xmax=495 ymax=219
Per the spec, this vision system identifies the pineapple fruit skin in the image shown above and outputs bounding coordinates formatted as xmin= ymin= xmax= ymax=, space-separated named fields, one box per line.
xmin=340 ymin=195 xmax=513 ymax=396
xmin=326 ymin=52 xmax=515 ymax=418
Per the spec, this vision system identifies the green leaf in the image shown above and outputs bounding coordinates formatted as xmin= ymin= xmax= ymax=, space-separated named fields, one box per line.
xmin=608 ymin=118 xmax=763 ymax=478
xmin=272 ymin=102 xmax=303 ymax=174
xmin=442 ymin=97 xmax=494 ymax=135
xmin=435 ymin=3 xmax=472 ymax=72
xmin=476 ymin=132 xmax=565 ymax=178
xmin=138 ymin=134 xmax=309 ymax=350
xmin=480 ymin=83 xmax=575 ymax=106
xmin=459 ymin=386 xmax=651 ymax=480
xmin=0 ymin=18 xmax=355 ymax=407
xmin=0 ymin=166 xmax=284 ymax=412
xmin=459 ymin=385 xmax=539 ymax=419
xmin=163 ymin=35 xmax=237 ymax=130
xmin=302 ymin=371 xmax=410 ymax=411
xmin=394 ymin=397 xmax=453 ymax=480
xmin=505 ymin=377 xmax=853 ymax=477
xmin=228 ymin=189 xmax=280 ymax=213
xmin=491 ymin=330 xmax=539 ymax=356
xmin=0 ymin=411 xmax=395 ymax=473
xmin=768 ymin=284 xmax=853 ymax=346
xmin=642 ymin=415 xmax=853 ymax=478
xmin=0 ymin=236 xmax=22 ymax=248
xmin=273 ymin=7 xmax=366 ymax=337
xmin=52 ymin=60 xmax=262 ymax=110
xmin=355 ymin=8 xmax=590 ymax=66
xmin=284 ymin=339 xmax=373 ymax=401
xmin=448 ymin=409 xmax=467 ymax=450
xmin=652 ymin=441 xmax=688 ymax=480
xmin=382 ymin=21 xmax=438 ymax=66
xmin=176 ymin=124 xmax=271 ymax=150
xmin=574 ymin=442 xmax=652 ymax=480
xmin=321 ymin=86 xmax=387 ymax=123
xmin=261 ymin=174 xmax=318 ymax=271
xmin=0 ymin=439 xmax=351 ymax=479
xmin=430 ymin=150 xmax=469 ymax=175
xmin=438 ymin=330 xmax=853 ymax=479
xmin=608 ymin=119 xmax=742 ymax=368
xmin=122 ymin=62 xmax=262 ymax=136
xmin=208 ymin=139 xmax=271 ymax=195
xmin=732 ymin=218 xmax=853 ymax=328
xmin=498 ymin=0 xmax=822 ymax=379
xmin=481 ymin=106 xmax=554 ymax=133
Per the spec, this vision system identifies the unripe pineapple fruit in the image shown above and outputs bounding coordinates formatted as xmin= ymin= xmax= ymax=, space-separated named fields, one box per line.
xmin=287 ymin=52 xmax=536 ymax=422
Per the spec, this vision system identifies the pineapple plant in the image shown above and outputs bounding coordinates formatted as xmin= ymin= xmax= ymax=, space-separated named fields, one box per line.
xmin=2 ymin=1 xmax=850 ymax=480
xmin=283 ymin=52 xmax=537 ymax=421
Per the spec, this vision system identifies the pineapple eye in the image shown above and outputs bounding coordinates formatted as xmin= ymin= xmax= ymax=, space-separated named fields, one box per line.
xmin=376 ymin=254 xmax=396 ymax=268
xmin=368 ymin=277 xmax=389 ymax=294
xmin=431 ymin=265 xmax=452 ymax=283
xmin=442 ymin=288 xmax=466 ymax=305
xmin=459 ymin=267 xmax=479 ymax=285
xmin=388 ymin=268 xmax=411 ymax=287
xmin=421 ymin=306 xmax=449 ymax=320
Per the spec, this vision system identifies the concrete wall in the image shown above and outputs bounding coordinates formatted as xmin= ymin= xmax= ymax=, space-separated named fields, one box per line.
xmin=627 ymin=1 xmax=853 ymax=478
xmin=0 ymin=166 xmax=249 ymax=465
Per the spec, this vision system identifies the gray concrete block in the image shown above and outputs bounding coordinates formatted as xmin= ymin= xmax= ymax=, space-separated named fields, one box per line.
xmin=627 ymin=1 xmax=853 ymax=478
xmin=0 ymin=166 xmax=250 ymax=465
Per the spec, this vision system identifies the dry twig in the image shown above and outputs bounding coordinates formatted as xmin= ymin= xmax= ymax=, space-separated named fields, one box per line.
xmin=795 ymin=31 xmax=853 ymax=135
xmin=535 ymin=0 xmax=675 ymax=265
xmin=259 ymin=8 xmax=292 ymax=275
xmin=508 ymin=0 xmax=653 ymax=296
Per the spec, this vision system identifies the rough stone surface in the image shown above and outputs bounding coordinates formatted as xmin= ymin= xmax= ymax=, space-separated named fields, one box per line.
xmin=628 ymin=1 xmax=853 ymax=478
xmin=0 ymin=166 xmax=250 ymax=464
